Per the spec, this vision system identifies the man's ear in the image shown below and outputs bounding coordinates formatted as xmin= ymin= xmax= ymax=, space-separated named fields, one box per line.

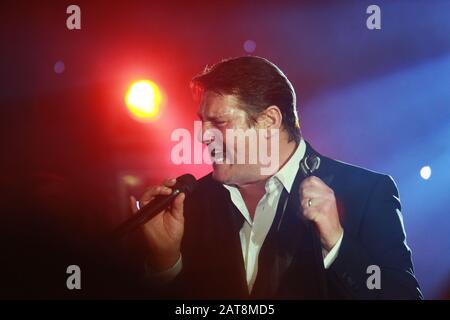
xmin=256 ymin=105 xmax=282 ymax=130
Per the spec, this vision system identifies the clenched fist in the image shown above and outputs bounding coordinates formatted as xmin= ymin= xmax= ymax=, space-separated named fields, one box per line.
xmin=299 ymin=176 xmax=343 ymax=251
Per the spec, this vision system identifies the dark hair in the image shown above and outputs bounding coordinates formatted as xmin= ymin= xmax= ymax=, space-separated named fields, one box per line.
xmin=191 ymin=56 xmax=301 ymax=143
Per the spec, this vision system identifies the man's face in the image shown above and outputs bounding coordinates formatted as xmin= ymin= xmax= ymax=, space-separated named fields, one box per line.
xmin=197 ymin=91 xmax=264 ymax=186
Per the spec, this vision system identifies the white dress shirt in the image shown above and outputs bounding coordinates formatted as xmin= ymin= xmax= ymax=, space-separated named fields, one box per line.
xmin=146 ymin=138 xmax=344 ymax=292
xmin=223 ymin=138 xmax=343 ymax=292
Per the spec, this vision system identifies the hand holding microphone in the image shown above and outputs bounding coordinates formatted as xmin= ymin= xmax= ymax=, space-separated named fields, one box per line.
xmin=114 ymin=174 xmax=196 ymax=271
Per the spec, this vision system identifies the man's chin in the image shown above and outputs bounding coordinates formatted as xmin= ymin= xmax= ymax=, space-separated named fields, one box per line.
xmin=212 ymin=164 xmax=230 ymax=183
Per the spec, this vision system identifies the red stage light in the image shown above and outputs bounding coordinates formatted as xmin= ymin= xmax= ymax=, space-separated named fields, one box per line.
xmin=125 ymin=80 xmax=162 ymax=121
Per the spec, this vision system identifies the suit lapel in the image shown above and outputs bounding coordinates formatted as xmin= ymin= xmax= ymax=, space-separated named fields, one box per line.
xmin=251 ymin=141 xmax=334 ymax=298
xmin=209 ymin=184 xmax=249 ymax=298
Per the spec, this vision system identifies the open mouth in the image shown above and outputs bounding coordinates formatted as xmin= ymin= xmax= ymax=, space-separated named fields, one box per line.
xmin=210 ymin=148 xmax=225 ymax=163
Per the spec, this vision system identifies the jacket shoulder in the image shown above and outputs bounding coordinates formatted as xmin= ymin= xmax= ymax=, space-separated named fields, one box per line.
xmin=191 ymin=173 xmax=221 ymax=196
xmin=320 ymin=155 xmax=397 ymax=192
xmin=184 ymin=173 xmax=223 ymax=210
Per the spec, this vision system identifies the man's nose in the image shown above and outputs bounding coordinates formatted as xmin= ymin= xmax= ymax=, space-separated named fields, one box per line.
xmin=199 ymin=122 xmax=214 ymax=145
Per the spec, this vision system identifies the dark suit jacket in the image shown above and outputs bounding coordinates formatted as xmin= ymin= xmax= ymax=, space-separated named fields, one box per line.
xmin=165 ymin=142 xmax=423 ymax=299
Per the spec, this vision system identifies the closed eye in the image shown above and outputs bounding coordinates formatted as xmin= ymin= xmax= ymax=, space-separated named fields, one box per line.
xmin=213 ymin=121 xmax=227 ymax=127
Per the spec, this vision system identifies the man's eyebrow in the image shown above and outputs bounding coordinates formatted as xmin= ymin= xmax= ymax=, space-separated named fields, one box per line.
xmin=197 ymin=112 xmax=228 ymax=121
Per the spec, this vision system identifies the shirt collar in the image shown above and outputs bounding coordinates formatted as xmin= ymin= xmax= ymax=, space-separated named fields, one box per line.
xmin=271 ymin=138 xmax=306 ymax=193
xmin=223 ymin=138 xmax=306 ymax=194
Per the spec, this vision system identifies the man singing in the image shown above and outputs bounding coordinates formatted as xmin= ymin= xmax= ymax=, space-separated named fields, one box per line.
xmin=130 ymin=56 xmax=422 ymax=299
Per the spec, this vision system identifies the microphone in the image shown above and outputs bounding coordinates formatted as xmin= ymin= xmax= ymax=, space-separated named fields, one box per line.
xmin=112 ymin=174 xmax=197 ymax=239
xmin=300 ymin=154 xmax=321 ymax=177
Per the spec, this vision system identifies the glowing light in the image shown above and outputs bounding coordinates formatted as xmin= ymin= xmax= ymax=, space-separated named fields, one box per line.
xmin=125 ymin=80 xmax=162 ymax=121
xmin=121 ymin=174 xmax=142 ymax=187
xmin=54 ymin=60 xmax=65 ymax=74
xmin=420 ymin=166 xmax=431 ymax=180
xmin=243 ymin=40 xmax=256 ymax=53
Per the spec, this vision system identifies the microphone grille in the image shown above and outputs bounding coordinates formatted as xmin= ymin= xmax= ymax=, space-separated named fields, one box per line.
xmin=175 ymin=174 xmax=197 ymax=194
